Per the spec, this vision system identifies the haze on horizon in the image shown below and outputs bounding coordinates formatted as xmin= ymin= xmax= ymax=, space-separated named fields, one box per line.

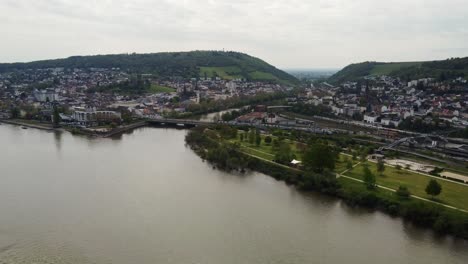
xmin=1 ymin=0 xmax=467 ymax=69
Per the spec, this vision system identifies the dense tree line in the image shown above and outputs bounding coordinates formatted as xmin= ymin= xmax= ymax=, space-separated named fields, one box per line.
xmin=221 ymin=108 xmax=251 ymax=121
xmin=88 ymin=74 xmax=150 ymax=94
xmin=289 ymin=103 xmax=334 ymax=118
xmin=398 ymin=117 xmax=450 ymax=133
xmin=449 ymin=127 xmax=468 ymax=139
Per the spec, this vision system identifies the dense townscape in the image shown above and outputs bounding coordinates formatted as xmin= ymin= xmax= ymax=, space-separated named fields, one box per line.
xmin=308 ymin=75 xmax=468 ymax=129
xmin=0 ymin=66 xmax=292 ymax=129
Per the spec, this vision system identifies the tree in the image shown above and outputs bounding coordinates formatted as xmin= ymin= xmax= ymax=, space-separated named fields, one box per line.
xmin=52 ymin=105 xmax=61 ymax=127
xmin=248 ymin=129 xmax=255 ymax=144
xmin=255 ymin=129 xmax=261 ymax=146
xmin=360 ymin=152 xmax=367 ymax=162
xmin=363 ymin=165 xmax=376 ymax=190
xmin=272 ymin=139 xmax=280 ymax=151
xmin=346 ymin=159 xmax=353 ymax=170
xmin=425 ymin=179 xmax=442 ymax=199
xmin=396 ymin=185 xmax=411 ymax=199
xmin=376 ymin=159 xmax=385 ymax=176
xmin=303 ymin=143 xmax=336 ymax=173
xmin=10 ymin=107 xmax=20 ymax=119
xmin=274 ymin=142 xmax=294 ymax=164
xmin=213 ymin=112 xmax=221 ymax=122
xmin=121 ymin=109 xmax=133 ymax=124
xmin=264 ymin=136 xmax=272 ymax=144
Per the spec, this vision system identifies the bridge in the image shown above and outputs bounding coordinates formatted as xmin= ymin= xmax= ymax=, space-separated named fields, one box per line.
xmin=147 ymin=118 xmax=214 ymax=127
xmin=379 ymin=135 xmax=449 ymax=152
xmin=146 ymin=118 xmax=334 ymax=134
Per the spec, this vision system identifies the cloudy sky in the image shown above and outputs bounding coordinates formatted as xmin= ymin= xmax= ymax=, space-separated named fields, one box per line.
xmin=1 ymin=0 xmax=467 ymax=69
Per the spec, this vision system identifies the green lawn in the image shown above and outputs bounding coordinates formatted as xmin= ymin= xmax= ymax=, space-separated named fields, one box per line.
xmin=234 ymin=132 xmax=356 ymax=170
xmin=370 ymin=62 xmax=422 ymax=75
xmin=338 ymin=176 xmax=398 ymax=200
xmin=233 ymin=132 xmax=303 ymax=159
xmin=238 ymin=145 xmax=275 ymax=161
xmin=248 ymin=71 xmax=278 ymax=81
xmin=149 ymin=84 xmax=175 ymax=93
xmin=199 ymin=66 xmax=243 ymax=80
xmin=335 ymin=155 xmax=360 ymax=173
xmin=344 ymin=162 xmax=468 ymax=211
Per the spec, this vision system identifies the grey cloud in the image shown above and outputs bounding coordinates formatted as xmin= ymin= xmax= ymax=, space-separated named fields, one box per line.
xmin=0 ymin=0 xmax=467 ymax=68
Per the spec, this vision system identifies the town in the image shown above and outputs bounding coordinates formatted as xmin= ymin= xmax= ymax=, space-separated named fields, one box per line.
xmin=0 ymin=67 xmax=292 ymax=130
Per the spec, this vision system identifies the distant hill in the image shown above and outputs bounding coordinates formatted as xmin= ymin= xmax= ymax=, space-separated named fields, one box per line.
xmin=328 ymin=57 xmax=468 ymax=83
xmin=0 ymin=51 xmax=298 ymax=85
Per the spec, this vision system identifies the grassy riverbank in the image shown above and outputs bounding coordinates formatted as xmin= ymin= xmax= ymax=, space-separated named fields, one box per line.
xmin=185 ymin=125 xmax=468 ymax=240
xmin=232 ymin=130 xmax=468 ymax=211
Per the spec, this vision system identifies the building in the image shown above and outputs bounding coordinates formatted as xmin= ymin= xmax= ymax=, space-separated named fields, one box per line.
xmin=33 ymin=88 xmax=58 ymax=102
xmin=72 ymin=106 xmax=122 ymax=126
xmin=236 ymin=112 xmax=265 ymax=124
xmin=381 ymin=118 xmax=401 ymax=127
xmin=363 ymin=113 xmax=379 ymax=124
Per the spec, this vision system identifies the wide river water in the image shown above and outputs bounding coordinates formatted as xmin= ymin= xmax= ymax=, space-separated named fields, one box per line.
xmin=0 ymin=124 xmax=466 ymax=263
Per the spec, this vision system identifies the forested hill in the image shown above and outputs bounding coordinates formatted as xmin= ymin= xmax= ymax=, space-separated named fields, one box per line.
xmin=0 ymin=51 xmax=298 ymax=84
xmin=328 ymin=57 xmax=468 ymax=83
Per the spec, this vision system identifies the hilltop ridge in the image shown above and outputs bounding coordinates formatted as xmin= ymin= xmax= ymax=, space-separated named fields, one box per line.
xmin=0 ymin=51 xmax=298 ymax=85
xmin=329 ymin=57 xmax=468 ymax=83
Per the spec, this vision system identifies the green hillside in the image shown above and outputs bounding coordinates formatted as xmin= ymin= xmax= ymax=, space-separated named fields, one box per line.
xmin=0 ymin=51 xmax=298 ymax=85
xmin=329 ymin=57 xmax=468 ymax=83
xmin=370 ymin=62 xmax=422 ymax=75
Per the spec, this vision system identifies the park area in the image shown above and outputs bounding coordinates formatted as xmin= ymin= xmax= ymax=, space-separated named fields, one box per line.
xmin=230 ymin=131 xmax=304 ymax=162
xmin=232 ymin=130 xmax=468 ymax=211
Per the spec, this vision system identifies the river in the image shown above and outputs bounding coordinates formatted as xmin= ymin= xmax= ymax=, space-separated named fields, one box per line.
xmin=0 ymin=124 xmax=466 ymax=264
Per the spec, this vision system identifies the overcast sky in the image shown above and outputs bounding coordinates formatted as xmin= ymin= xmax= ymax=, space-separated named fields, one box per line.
xmin=1 ymin=0 xmax=467 ymax=69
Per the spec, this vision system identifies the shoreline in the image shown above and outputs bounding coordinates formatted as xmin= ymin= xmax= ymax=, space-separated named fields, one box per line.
xmin=185 ymin=127 xmax=468 ymax=240
xmin=0 ymin=119 xmax=148 ymax=138
xmin=0 ymin=119 xmax=56 ymax=131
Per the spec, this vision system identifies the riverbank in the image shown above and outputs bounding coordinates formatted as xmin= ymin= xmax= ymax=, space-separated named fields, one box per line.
xmin=0 ymin=119 xmax=56 ymax=131
xmin=0 ymin=118 xmax=148 ymax=138
xmin=185 ymin=126 xmax=468 ymax=240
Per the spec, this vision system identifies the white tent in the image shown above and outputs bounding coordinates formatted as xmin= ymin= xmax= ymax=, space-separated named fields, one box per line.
xmin=290 ymin=159 xmax=302 ymax=165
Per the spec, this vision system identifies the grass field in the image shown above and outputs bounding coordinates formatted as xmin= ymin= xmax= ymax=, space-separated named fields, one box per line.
xmin=335 ymin=155 xmax=360 ymax=173
xmin=343 ymin=162 xmax=468 ymax=211
xmin=231 ymin=130 xmax=468 ymax=210
xmin=234 ymin=132 xmax=357 ymax=166
xmin=149 ymin=84 xmax=176 ymax=93
xmin=199 ymin=66 xmax=243 ymax=80
xmin=248 ymin=71 xmax=278 ymax=81
xmin=370 ymin=62 xmax=422 ymax=75
xmin=232 ymin=132 xmax=303 ymax=160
